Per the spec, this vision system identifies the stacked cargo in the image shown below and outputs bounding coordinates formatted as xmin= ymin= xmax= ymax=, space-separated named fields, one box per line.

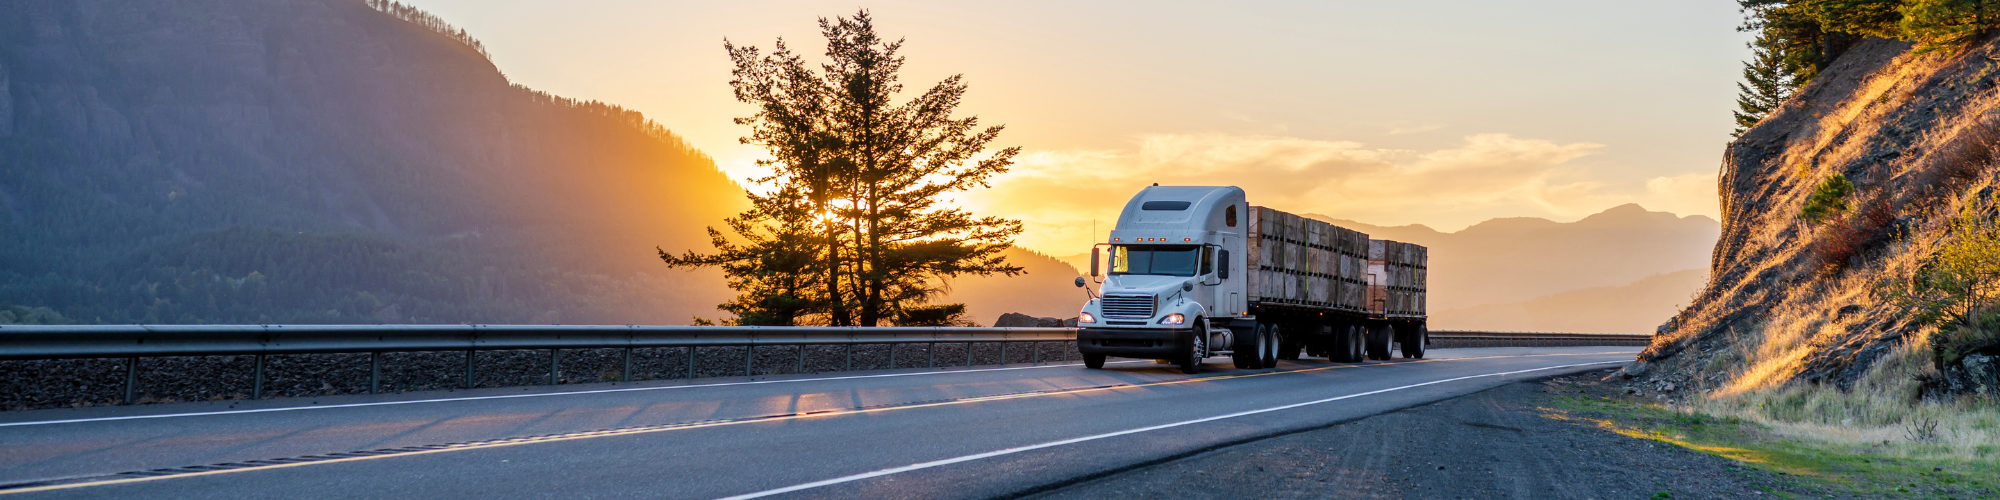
xmin=1366 ymin=239 xmax=1428 ymax=318
xmin=1244 ymin=207 xmax=1373 ymax=313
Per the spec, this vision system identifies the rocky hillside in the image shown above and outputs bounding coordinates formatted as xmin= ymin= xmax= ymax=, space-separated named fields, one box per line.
xmin=1645 ymin=36 xmax=2000 ymax=398
xmin=0 ymin=0 xmax=744 ymax=324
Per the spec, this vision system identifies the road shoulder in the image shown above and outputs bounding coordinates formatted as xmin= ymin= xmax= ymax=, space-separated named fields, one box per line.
xmin=1028 ymin=369 xmax=1843 ymax=499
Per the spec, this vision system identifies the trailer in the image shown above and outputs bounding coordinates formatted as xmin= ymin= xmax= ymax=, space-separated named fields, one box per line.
xmin=1074 ymin=185 xmax=1428 ymax=373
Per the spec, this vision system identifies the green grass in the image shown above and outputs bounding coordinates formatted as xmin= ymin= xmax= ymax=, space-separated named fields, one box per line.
xmin=1542 ymin=387 xmax=2000 ymax=499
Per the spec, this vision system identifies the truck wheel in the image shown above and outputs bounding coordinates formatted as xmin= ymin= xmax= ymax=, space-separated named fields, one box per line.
xmin=1402 ymin=324 xmax=1427 ymax=359
xmin=1085 ymin=353 xmax=1106 ymax=369
xmin=1350 ymin=326 xmax=1367 ymax=362
xmin=1277 ymin=327 xmax=1302 ymax=361
xmin=1369 ymin=325 xmax=1394 ymax=360
xmin=1232 ymin=323 xmax=1261 ymax=369
xmin=1180 ymin=325 xmax=1207 ymax=374
xmin=1260 ymin=323 xmax=1280 ymax=368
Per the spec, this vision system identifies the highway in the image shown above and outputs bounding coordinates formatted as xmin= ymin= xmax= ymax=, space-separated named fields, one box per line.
xmin=0 ymin=347 xmax=1637 ymax=499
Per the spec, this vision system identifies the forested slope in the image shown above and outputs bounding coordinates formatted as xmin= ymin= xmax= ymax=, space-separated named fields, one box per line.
xmin=0 ymin=0 xmax=744 ymax=324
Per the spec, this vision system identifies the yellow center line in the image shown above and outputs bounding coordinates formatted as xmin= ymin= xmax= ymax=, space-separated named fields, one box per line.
xmin=1 ymin=351 xmax=1628 ymax=495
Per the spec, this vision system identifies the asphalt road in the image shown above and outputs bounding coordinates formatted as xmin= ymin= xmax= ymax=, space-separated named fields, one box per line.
xmin=0 ymin=347 xmax=1637 ymax=499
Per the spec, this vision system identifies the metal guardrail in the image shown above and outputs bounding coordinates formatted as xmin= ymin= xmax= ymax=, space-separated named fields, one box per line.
xmin=1427 ymin=330 xmax=1652 ymax=347
xmin=0 ymin=325 xmax=1650 ymax=406
xmin=0 ymin=325 xmax=1077 ymax=404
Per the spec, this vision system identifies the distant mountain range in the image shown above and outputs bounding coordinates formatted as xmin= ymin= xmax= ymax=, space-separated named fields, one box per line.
xmin=0 ymin=0 xmax=1718 ymax=331
xmin=1428 ymin=268 xmax=1707 ymax=333
xmin=1310 ymin=204 xmax=1718 ymax=313
xmin=0 ymin=0 xmax=741 ymax=324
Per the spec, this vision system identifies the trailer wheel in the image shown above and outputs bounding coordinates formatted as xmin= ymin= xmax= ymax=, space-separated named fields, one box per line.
xmin=1368 ymin=324 xmax=1394 ymax=360
xmin=1402 ymin=324 xmax=1427 ymax=359
xmin=1180 ymin=324 xmax=1207 ymax=374
xmin=1260 ymin=323 xmax=1280 ymax=368
xmin=1085 ymin=353 xmax=1106 ymax=369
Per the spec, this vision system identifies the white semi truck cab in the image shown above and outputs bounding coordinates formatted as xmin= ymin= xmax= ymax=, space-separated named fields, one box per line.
xmin=1074 ymin=185 xmax=1429 ymax=374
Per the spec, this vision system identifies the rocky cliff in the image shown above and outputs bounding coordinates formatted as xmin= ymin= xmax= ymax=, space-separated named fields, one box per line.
xmin=1647 ymin=36 xmax=2000 ymax=398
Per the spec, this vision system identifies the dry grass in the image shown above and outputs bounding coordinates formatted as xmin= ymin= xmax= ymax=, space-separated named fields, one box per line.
xmin=1693 ymin=331 xmax=2000 ymax=461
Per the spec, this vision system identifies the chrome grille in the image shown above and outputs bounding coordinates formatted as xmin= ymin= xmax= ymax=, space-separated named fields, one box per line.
xmin=1100 ymin=294 xmax=1156 ymax=319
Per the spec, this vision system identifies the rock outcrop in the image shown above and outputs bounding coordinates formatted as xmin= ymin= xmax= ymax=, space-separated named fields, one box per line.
xmin=1649 ymin=35 xmax=2000 ymax=397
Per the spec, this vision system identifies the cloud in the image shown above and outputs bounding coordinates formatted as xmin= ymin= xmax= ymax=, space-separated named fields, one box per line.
xmin=959 ymin=132 xmax=1718 ymax=255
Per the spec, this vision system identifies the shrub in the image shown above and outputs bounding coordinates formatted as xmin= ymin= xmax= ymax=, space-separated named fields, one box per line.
xmin=1814 ymin=196 xmax=1896 ymax=270
xmin=1882 ymin=207 xmax=2000 ymax=362
xmin=1802 ymin=173 xmax=1856 ymax=225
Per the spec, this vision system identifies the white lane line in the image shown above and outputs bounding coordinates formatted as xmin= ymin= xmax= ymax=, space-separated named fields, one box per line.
xmin=714 ymin=359 xmax=1625 ymax=500
xmin=0 ymin=361 xmax=1150 ymax=428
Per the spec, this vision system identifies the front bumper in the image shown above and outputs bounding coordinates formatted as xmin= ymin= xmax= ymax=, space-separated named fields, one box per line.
xmin=1077 ymin=326 xmax=1193 ymax=359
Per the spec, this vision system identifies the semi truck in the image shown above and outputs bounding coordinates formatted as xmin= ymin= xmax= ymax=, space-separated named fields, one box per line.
xmin=1073 ymin=185 xmax=1428 ymax=374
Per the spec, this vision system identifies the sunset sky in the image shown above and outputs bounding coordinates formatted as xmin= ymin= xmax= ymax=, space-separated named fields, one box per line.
xmin=404 ymin=0 xmax=1748 ymax=256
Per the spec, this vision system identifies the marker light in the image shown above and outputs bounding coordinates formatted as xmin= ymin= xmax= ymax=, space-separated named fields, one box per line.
xmin=1183 ymin=238 xmax=1191 ymax=241
xmin=1158 ymin=313 xmax=1185 ymax=325
xmin=1079 ymin=312 xmax=1096 ymax=324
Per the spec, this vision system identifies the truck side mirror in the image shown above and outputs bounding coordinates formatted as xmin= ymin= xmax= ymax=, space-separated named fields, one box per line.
xmin=1074 ymin=276 xmax=1086 ymax=288
xmin=1090 ymin=248 xmax=1100 ymax=277
xmin=1218 ymin=250 xmax=1230 ymax=279
xmin=1182 ymin=280 xmax=1195 ymax=292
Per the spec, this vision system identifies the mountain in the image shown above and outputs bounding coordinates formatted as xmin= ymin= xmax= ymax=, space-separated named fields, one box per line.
xmin=1430 ymin=269 xmax=1707 ymax=333
xmin=951 ymin=247 xmax=1087 ymax=326
xmin=1308 ymin=204 xmax=1720 ymax=313
xmin=0 ymin=0 xmax=744 ymax=324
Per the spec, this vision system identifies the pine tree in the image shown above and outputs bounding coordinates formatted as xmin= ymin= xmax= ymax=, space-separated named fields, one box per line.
xmin=1900 ymin=0 xmax=2000 ymax=53
xmin=672 ymin=10 xmax=1025 ymax=326
xmin=1735 ymin=32 xmax=1795 ymax=137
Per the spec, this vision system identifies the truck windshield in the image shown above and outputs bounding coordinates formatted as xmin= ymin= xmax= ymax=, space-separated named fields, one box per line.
xmin=1111 ymin=245 xmax=1201 ymax=276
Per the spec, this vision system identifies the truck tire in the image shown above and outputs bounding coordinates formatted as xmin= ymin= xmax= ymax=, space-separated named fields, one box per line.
xmin=1368 ymin=324 xmax=1394 ymax=360
xmin=1260 ymin=323 xmax=1280 ymax=368
xmin=1085 ymin=353 xmax=1106 ymax=369
xmin=1277 ymin=331 xmax=1302 ymax=361
xmin=1346 ymin=325 xmax=1366 ymax=363
xmin=1180 ymin=324 xmax=1207 ymax=374
xmin=1232 ymin=323 xmax=1263 ymax=369
xmin=1402 ymin=324 xmax=1427 ymax=359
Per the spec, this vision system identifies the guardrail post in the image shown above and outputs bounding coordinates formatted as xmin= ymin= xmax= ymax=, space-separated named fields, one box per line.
xmin=1000 ymin=342 xmax=1007 ymax=365
xmin=123 ymin=357 xmax=139 ymax=405
xmin=549 ymin=348 xmax=560 ymax=385
xmin=966 ymin=342 xmax=973 ymax=367
xmin=796 ymin=344 xmax=805 ymax=373
xmin=370 ymin=352 xmax=381 ymax=394
xmin=888 ymin=345 xmax=897 ymax=369
xmin=687 ymin=347 xmax=696 ymax=379
xmin=1032 ymin=342 xmax=1040 ymax=365
xmin=844 ymin=345 xmax=852 ymax=372
xmin=928 ymin=342 xmax=935 ymax=368
xmin=252 ymin=354 xmax=265 ymax=400
xmin=464 ymin=349 xmax=476 ymax=389
xmin=622 ymin=347 xmax=632 ymax=382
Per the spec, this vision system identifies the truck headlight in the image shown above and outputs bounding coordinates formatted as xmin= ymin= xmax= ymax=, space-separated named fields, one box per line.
xmin=1079 ymin=312 xmax=1095 ymax=324
xmin=1158 ymin=313 xmax=1185 ymax=325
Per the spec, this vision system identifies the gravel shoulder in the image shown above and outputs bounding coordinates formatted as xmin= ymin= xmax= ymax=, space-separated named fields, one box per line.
xmin=1029 ymin=369 xmax=1842 ymax=500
